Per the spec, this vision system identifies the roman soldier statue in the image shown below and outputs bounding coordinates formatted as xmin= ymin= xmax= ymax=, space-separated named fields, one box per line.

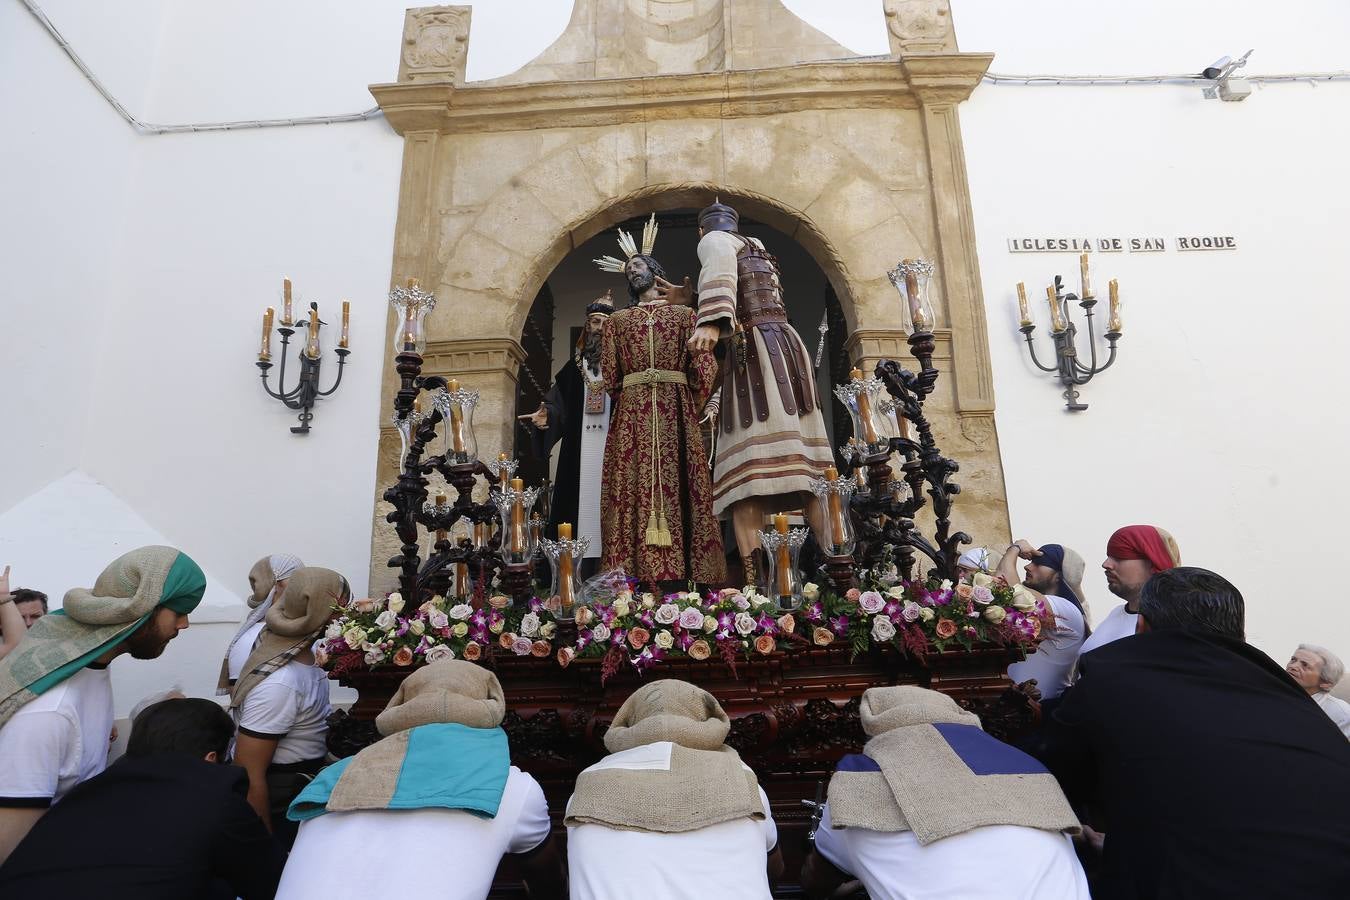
xmin=686 ymin=199 xmax=833 ymax=582
xmin=519 ymin=291 xmax=615 ymax=577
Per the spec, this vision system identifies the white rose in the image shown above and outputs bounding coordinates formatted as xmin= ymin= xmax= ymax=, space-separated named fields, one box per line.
xmin=802 ymin=582 xmax=819 ymax=601
xmin=430 ymin=595 xmax=447 ymax=609
xmin=939 ymin=579 xmax=953 ymax=592
xmin=387 ymin=593 xmax=405 ymax=615
xmin=449 ymin=603 xmax=473 ymax=621
xmin=363 ymin=649 xmax=385 ymax=666
xmin=324 ymin=622 xmax=343 ymax=640
xmin=409 ymin=620 xmax=426 ymax=636
xmin=983 ymin=605 xmax=1007 ymax=624
xmin=520 ymin=612 xmax=541 ymax=637
xmin=655 ymin=603 xmax=679 ymax=625
xmin=871 ymin=615 xmax=897 ymax=642
xmin=429 ymin=609 xmax=450 ymax=629
xmin=742 ymin=585 xmax=758 ymax=598
xmin=971 ymin=572 xmax=995 ymax=588
xmin=919 ymin=607 xmax=935 ymax=622
xmin=374 ymin=609 xmax=398 ymax=631
xmin=972 ymin=586 xmax=994 ymax=605
xmin=613 ymin=599 xmax=631 ymax=618
xmin=753 ymin=594 xmax=774 ymax=608
xmin=734 ymin=612 xmax=757 ymax=636
xmin=687 ymin=591 xmax=702 ymax=601
xmin=424 ymin=644 xmax=455 ymax=663
xmin=591 ymin=623 xmax=612 ymax=643
xmin=1011 ymin=584 xmax=1037 ymax=612
xmin=539 ymin=621 xmax=557 ymax=639
xmin=343 ymin=626 xmax=368 ymax=649
xmin=655 ymin=630 xmax=675 ymax=649
xmin=641 ymin=593 xmax=656 ymax=609
xmin=703 ymin=615 xmax=718 ymax=634
xmin=886 ymin=586 xmax=907 ymax=600
xmin=679 ymin=607 xmax=706 ymax=630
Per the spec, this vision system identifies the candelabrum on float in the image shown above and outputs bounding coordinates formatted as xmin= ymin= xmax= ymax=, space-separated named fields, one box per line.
xmin=758 ymin=513 xmax=809 ymax=611
xmin=381 ymin=278 xmax=548 ymax=610
xmin=255 ymin=277 xmax=351 ymax=434
xmin=1016 ymin=253 xmax=1123 ymax=411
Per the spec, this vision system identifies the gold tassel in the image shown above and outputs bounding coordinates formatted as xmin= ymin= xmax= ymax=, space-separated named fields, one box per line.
xmin=645 ymin=510 xmax=661 ymax=546
xmin=655 ymin=509 xmax=672 ymax=547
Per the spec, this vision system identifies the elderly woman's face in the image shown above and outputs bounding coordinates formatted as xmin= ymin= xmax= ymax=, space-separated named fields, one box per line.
xmin=1287 ymin=649 xmax=1327 ymax=693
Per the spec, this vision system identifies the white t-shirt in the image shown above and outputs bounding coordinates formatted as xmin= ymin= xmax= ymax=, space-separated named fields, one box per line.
xmin=233 ymin=660 xmax=331 ymax=764
xmin=0 ymin=666 xmax=113 ymax=807
xmin=1007 ymin=595 xmax=1085 ymax=701
xmin=276 ymin=766 xmax=550 ymax=899
xmin=226 ymin=620 xmax=266 ymax=683
xmin=1313 ymin=692 xmax=1350 ymax=739
xmin=566 ymin=742 xmax=778 ymax=900
xmin=815 ymin=802 xmax=1090 ymax=900
xmin=1076 ymin=603 xmax=1138 ymax=658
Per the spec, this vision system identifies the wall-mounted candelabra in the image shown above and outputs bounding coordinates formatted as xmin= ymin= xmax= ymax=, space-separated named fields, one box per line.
xmin=255 ymin=278 xmax=351 ymax=434
xmin=1016 ymin=254 xmax=1123 ymax=411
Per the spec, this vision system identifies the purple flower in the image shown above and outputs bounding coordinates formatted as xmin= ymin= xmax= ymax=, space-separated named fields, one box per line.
xmin=717 ymin=612 xmax=734 ymax=631
xmin=639 ymin=611 xmax=656 ymax=627
xmin=528 ymin=597 xmax=544 ymax=612
xmin=859 ymin=591 xmax=886 ymax=614
xmin=830 ymin=615 xmax=850 ymax=636
xmin=732 ymin=594 xmax=751 ymax=610
xmin=678 ymin=632 xmax=695 ymax=651
xmin=471 ymin=627 xmax=490 ymax=644
xmin=471 ymin=610 xmax=488 ymax=627
xmin=679 ymin=607 xmax=705 ymax=630
xmin=803 ymin=602 xmax=823 ymax=622
xmin=611 ymin=628 xmax=626 ymax=647
xmin=883 ymin=601 xmax=902 ymax=619
xmin=756 ymin=613 xmax=777 ymax=633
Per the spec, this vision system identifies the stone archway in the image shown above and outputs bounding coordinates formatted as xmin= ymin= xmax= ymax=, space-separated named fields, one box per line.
xmin=366 ymin=1 xmax=1010 ymax=592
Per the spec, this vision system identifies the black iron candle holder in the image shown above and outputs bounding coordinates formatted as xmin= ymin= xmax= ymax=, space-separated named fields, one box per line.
xmin=1020 ymin=275 xmax=1121 ymax=411
xmin=257 ymin=325 xmax=350 ymax=434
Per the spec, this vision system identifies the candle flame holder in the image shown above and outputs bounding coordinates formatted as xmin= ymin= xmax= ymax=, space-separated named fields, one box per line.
xmin=256 ymin=318 xmax=350 ymax=435
xmin=758 ymin=528 xmax=809 ymax=610
xmin=1019 ymin=274 xmax=1122 ymax=411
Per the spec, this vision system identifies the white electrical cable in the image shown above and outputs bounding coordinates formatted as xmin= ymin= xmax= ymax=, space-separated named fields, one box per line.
xmin=20 ymin=0 xmax=383 ymax=135
xmin=20 ymin=0 xmax=1350 ymax=138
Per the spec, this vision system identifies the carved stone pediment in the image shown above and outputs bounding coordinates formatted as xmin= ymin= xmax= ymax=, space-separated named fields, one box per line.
xmin=399 ymin=5 xmax=471 ymax=84
xmin=884 ymin=0 xmax=958 ymax=55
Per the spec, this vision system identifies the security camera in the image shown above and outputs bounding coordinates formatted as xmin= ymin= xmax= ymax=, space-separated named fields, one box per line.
xmin=1202 ymin=56 xmax=1232 ymax=80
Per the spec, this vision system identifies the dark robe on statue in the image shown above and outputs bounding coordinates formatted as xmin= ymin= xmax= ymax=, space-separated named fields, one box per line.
xmin=599 ymin=303 xmax=725 ymax=584
xmin=1025 ymin=629 xmax=1350 ymax=900
xmin=533 ymin=360 xmax=585 ymax=535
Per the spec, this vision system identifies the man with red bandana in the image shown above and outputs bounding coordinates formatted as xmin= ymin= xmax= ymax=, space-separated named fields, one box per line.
xmin=1077 ymin=525 xmax=1180 ymax=657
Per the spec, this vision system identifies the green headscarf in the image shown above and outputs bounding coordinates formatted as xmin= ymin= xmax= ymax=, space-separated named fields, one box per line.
xmin=0 ymin=546 xmax=206 ymax=727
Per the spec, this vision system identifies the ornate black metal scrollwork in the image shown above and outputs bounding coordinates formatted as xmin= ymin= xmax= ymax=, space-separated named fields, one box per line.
xmin=256 ymin=324 xmax=350 ymax=434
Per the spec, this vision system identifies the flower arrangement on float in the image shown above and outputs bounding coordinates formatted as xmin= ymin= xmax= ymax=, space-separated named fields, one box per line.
xmin=315 ymin=591 xmax=562 ymax=676
xmin=561 ymin=570 xmax=1052 ymax=681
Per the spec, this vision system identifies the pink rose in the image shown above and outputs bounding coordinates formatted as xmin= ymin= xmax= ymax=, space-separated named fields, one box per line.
xmin=393 ymin=646 xmax=414 ymax=667
xmin=530 ymin=640 xmax=551 ymax=658
xmin=352 ymin=597 xmax=377 ymax=614
xmin=628 ymin=627 xmax=651 ymax=649
xmin=935 ymin=618 xmax=957 ymax=639
xmin=858 ymin=591 xmax=885 ymax=614
xmin=463 ymin=642 xmax=482 ymax=661
xmin=812 ymin=627 xmax=835 ymax=646
xmin=499 ymin=632 xmax=518 ymax=649
xmin=777 ymin=613 xmax=796 ymax=634
xmin=679 ymin=607 xmax=706 ymax=630
xmin=511 ymin=636 xmax=533 ymax=656
xmin=488 ymin=594 xmax=511 ymax=609
xmin=687 ymin=639 xmax=711 ymax=660
xmin=575 ymin=606 xmax=594 ymax=626
xmin=557 ymin=646 xmax=576 ymax=668
xmin=754 ymin=634 xmax=776 ymax=655
xmin=845 ymin=588 xmax=861 ymax=602
xmin=955 ymin=583 xmax=974 ymax=601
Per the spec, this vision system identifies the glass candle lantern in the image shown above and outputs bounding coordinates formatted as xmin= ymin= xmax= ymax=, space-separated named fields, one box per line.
xmin=878 ymin=397 xmax=907 ymax=440
xmin=759 ymin=515 xmax=810 ymax=611
xmin=886 ymin=258 xmax=936 ymax=335
xmin=540 ymin=524 xmax=589 ymax=620
xmin=392 ymin=402 xmax=426 ymax=473
xmin=389 ymin=279 xmax=436 ymax=355
xmin=834 ymin=368 xmax=891 ymax=457
xmin=492 ymin=479 xmax=541 ymax=566
xmin=433 ymin=379 xmax=479 ymax=465
xmin=809 ymin=468 xmax=857 ymax=558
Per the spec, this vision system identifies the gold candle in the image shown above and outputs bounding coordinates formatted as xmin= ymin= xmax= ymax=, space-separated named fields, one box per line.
xmin=446 ymin=378 xmax=466 ymax=454
xmin=1079 ymin=252 xmax=1093 ymax=299
xmin=1046 ymin=285 xmax=1066 ymax=332
xmin=305 ymin=306 xmax=320 ymax=359
xmin=497 ymin=452 xmax=510 ymax=486
xmin=434 ymin=489 xmax=448 ymax=543
xmin=473 ymin=521 xmax=487 ymax=549
xmin=774 ymin=513 xmax=791 ymax=598
xmin=454 ymin=560 xmax=468 ymax=598
xmin=1108 ymin=279 xmax=1122 ymax=333
xmin=1016 ymin=283 xmax=1032 ymax=327
xmin=855 ymin=466 xmax=867 ymax=492
xmin=851 ymin=368 xmax=879 ymax=445
xmin=899 ymin=258 xmax=923 ymax=331
xmin=259 ymin=307 xmax=274 ymax=360
xmin=557 ymin=522 xmax=575 ymax=611
xmin=281 ymin=277 xmax=293 ymax=326
xmin=509 ymin=477 xmax=525 ymax=555
xmin=824 ymin=466 xmax=846 ymax=553
xmin=339 ymin=300 xmax=350 ymax=348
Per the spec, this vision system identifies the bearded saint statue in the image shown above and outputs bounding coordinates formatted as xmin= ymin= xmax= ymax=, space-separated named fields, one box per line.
xmin=686 ymin=199 xmax=834 ymax=584
xmin=593 ymin=215 xmax=725 ymax=586
xmin=519 ymin=291 xmax=615 ymax=576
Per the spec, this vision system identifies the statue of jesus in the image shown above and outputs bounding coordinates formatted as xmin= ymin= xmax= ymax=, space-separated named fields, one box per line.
xmin=594 ymin=216 xmax=725 ymax=586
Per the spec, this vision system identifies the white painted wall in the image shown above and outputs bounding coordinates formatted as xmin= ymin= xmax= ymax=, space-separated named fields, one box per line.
xmin=2 ymin=0 xmax=1347 ymax=710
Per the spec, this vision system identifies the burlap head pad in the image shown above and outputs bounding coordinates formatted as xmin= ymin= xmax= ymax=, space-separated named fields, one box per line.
xmin=604 ymin=679 xmax=731 ymax=752
xmin=859 ymin=685 xmax=981 ymax=737
xmin=377 ymin=660 xmax=506 ymax=736
xmin=231 ymin=567 xmax=346 ymax=711
xmin=63 ymin=545 xmax=184 ymax=627
xmin=247 ymin=557 xmax=275 ymax=609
